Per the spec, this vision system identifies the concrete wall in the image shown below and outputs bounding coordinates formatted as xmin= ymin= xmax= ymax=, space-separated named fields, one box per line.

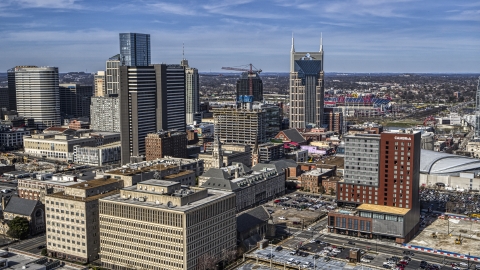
xmin=420 ymin=173 xmax=480 ymax=190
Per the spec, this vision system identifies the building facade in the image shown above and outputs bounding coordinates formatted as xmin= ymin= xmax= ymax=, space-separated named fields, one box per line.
xmin=90 ymin=96 xmax=120 ymax=132
xmin=59 ymin=84 xmax=93 ymax=118
xmin=0 ymin=128 xmax=30 ymax=149
xmin=328 ymin=131 xmax=421 ymax=243
xmin=200 ymin=161 xmax=288 ymax=212
xmin=145 ymin=131 xmax=187 ymax=161
xmin=13 ymin=66 xmax=61 ymax=129
xmin=213 ymin=106 xmax=267 ymax=146
xmin=289 ymin=37 xmax=324 ymax=129
xmin=119 ymin=64 xmax=186 ymax=164
xmin=119 ymin=33 xmax=151 ymax=66
xmin=99 ymin=180 xmax=236 ymax=270
xmin=475 ymin=77 xmax=480 ymax=139
xmin=236 ymin=72 xmax=263 ymax=102
xmin=94 ymin=71 xmax=106 ymax=97
xmin=106 ymin=55 xmax=120 ymax=95
xmin=73 ymin=142 xmax=121 ymax=166
xmin=181 ymin=59 xmax=200 ymax=125
xmin=7 ymin=69 xmax=16 ymax=110
xmin=45 ymin=178 xmax=124 ymax=263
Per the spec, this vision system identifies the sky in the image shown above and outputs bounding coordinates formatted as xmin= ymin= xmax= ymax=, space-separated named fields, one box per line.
xmin=0 ymin=0 xmax=479 ymax=73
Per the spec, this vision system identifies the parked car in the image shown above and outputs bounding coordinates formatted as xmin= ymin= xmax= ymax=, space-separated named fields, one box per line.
xmin=275 ymin=246 xmax=283 ymax=251
xmin=347 ymin=240 xmax=355 ymax=245
xmin=278 ymin=216 xmax=287 ymax=220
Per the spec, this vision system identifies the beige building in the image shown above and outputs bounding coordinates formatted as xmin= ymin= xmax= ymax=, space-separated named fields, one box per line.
xmin=99 ymin=180 xmax=236 ymax=270
xmin=45 ymin=178 xmax=124 ymax=263
xmin=94 ymin=71 xmax=106 ymax=97
xmin=23 ymin=129 xmax=120 ymax=162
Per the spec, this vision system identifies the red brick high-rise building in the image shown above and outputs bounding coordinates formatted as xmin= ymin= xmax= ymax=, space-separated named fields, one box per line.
xmin=328 ymin=130 xmax=421 ymax=243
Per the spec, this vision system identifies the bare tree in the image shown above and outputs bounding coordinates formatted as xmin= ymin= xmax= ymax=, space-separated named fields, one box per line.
xmin=196 ymin=252 xmax=217 ymax=270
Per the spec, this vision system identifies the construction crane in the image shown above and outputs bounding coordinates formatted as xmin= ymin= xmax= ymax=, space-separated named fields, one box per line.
xmin=221 ymin=64 xmax=262 ymax=97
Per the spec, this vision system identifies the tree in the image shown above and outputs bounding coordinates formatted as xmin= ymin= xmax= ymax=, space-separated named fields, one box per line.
xmin=319 ymin=185 xmax=326 ymax=194
xmin=41 ymin=248 xmax=47 ymax=256
xmin=7 ymin=217 xmax=30 ymax=240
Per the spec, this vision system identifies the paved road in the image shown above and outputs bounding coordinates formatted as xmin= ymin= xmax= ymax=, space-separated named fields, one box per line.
xmin=9 ymin=234 xmax=46 ymax=255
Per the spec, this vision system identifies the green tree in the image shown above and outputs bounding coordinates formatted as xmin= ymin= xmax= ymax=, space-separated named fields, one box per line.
xmin=319 ymin=185 xmax=326 ymax=194
xmin=7 ymin=217 xmax=30 ymax=240
xmin=41 ymin=248 xmax=47 ymax=256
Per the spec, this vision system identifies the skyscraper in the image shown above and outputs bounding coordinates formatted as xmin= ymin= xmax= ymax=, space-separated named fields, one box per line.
xmin=289 ymin=36 xmax=324 ymax=129
xmin=119 ymin=33 xmax=151 ymax=66
xmin=106 ymin=54 xmax=120 ymax=95
xmin=328 ymin=130 xmax=421 ymax=243
xmin=7 ymin=69 xmax=17 ymax=110
xmin=236 ymin=72 xmax=263 ymax=102
xmin=119 ymin=64 xmax=186 ymax=164
xmin=59 ymin=84 xmax=93 ymax=118
xmin=475 ymin=77 xmax=480 ymax=138
xmin=181 ymin=56 xmax=200 ymax=125
xmin=14 ymin=66 xmax=61 ymax=129
xmin=90 ymin=96 xmax=120 ymax=132
xmin=94 ymin=71 xmax=106 ymax=97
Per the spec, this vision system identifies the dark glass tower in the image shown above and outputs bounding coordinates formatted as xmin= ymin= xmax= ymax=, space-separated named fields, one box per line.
xmin=119 ymin=33 xmax=151 ymax=66
xmin=236 ymin=72 xmax=263 ymax=102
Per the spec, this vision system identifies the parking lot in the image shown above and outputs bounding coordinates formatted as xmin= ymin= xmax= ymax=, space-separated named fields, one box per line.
xmin=420 ymin=189 xmax=480 ymax=215
xmin=251 ymin=247 xmax=374 ymax=270
xmin=265 ymin=192 xmax=333 ymax=229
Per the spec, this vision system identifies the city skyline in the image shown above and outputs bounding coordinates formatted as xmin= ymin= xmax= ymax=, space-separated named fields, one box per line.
xmin=0 ymin=0 xmax=479 ymax=73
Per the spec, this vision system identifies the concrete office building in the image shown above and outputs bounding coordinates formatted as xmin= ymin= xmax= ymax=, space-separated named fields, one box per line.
xmin=90 ymin=96 xmax=120 ymax=132
xmin=253 ymin=103 xmax=282 ymax=139
xmin=213 ymin=105 xmax=267 ymax=146
xmin=73 ymin=142 xmax=121 ymax=166
xmin=59 ymin=84 xmax=93 ymax=118
xmin=328 ymin=131 xmax=421 ymax=243
xmin=236 ymin=72 xmax=263 ymax=102
xmin=99 ymin=180 xmax=236 ymax=270
xmin=289 ymin=36 xmax=324 ymax=129
xmin=94 ymin=71 xmax=106 ymax=97
xmin=119 ymin=33 xmax=151 ymax=66
xmin=106 ymin=55 xmax=120 ymax=95
xmin=0 ymin=127 xmax=30 ymax=149
xmin=12 ymin=66 xmax=61 ymax=129
xmin=145 ymin=130 xmax=187 ymax=161
xmin=119 ymin=64 xmax=186 ymax=164
xmin=181 ymin=57 xmax=200 ymax=125
xmin=45 ymin=178 xmax=124 ymax=263
xmin=475 ymin=77 xmax=480 ymax=139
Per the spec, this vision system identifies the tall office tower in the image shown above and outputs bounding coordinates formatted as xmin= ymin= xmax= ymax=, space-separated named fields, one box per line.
xmin=181 ymin=57 xmax=200 ymax=125
xmin=289 ymin=36 xmax=324 ymax=129
xmin=94 ymin=71 xmax=106 ymax=97
xmin=475 ymin=77 xmax=480 ymax=138
xmin=328 ymin=130 xmax=421 ymax=243
xmin=45 ymin=178 xmax=123 ymax=263
xmin=7 ymin=69 xmax=17 ymax=110
xmin=14 ymin=66 xmax=61 ymax=129
xmin=119 ymin=33 xmax=151 ymax=66
xmin=106 ymin=55 xmax=120 ymax=95
xmin=213 ymin=103 xmax=267 ymax=145
xmin=99 ymin=180 xmax=236 ymax=270
xmin=119 ymin=64 xmax=186 ymax=164
xmin=236 ymin=72 xmax=263 ymax=102
xmin=59 ymin=84 xmax=93 ymax=118
xmin=90 ymin=96 xmax=120 ymax=132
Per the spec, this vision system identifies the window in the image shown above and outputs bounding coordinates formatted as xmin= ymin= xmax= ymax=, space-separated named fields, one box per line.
xmin=373 ymin=213 xmax=384 ymax=219
xmin=366 ymin=221 xmax=371 ymax=231
xmin=360 ymin=220 xmax=365 ymax=230
xmin=354 ymin=219 xmax=358 ymax=230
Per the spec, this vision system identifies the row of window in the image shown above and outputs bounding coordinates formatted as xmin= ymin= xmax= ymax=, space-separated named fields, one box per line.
xmin=47 ymin=242 xmax=85 ymax=253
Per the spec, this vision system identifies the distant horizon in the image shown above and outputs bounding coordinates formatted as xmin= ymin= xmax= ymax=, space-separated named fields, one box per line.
xmin=0 ymin=1 xmax=479 ymax=73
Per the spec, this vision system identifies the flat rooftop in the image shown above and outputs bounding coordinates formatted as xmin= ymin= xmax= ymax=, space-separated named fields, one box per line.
xmin=356 ymin=203 xmax=410 ymax=215
xmin=48 ymin=189 xmax=119 ymax=202
xmin=107 ymin=164 xmax=177 ymax=176
xmin=163 ymin=170 xmax=194 ymax=179
xmin=67 ymin=177 xmax=121 ymax=190
xmin=139 ymin=179 xmax=178 ymax=187
xmin=101 ymin=187 xmax=233 ymax=212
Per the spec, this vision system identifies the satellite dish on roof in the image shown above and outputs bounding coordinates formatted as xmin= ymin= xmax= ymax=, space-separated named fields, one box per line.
xmin=167 ymin=201 xmax=173 ymax=208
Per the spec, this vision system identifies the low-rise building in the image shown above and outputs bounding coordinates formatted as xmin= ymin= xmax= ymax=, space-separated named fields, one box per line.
xmin=17 ymin=171 xmax=97 ymax=202
xmin=258 ymin=143 xmax=284 ymax=162
xmin=2 ymin=196 xmax=45 ymax=236
xmin=99 ymin=180 xmax=236 ymax=270
xmin=300 ymin=168 xmax=336 ymax=193
xmin=45 ymin=178 xmax=124 ymax=263
xmin=0 ymin=127 xmax=30 ymax=149
xmin=200 ymin=161 xmax=289 ymax=212
xmin=23 ymin=129 xmax=120 ymax=162
xmin=73 ymin=142 xmax=121 ymax=166
xmin=285 ymin=149 xmax=308 ymax=163
xmin=236 ymin=206 xmax=272 ymax=251
xmin=145 ymin=130 xmax=187 ymax=161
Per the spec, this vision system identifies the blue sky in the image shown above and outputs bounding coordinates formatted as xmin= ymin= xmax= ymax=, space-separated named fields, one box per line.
xmin=1 ymin=0 xmax=479 ymax=73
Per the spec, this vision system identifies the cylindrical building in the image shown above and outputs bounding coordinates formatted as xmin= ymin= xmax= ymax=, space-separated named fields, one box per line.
xmin=14 ymin=66 xmax=61 ymax=129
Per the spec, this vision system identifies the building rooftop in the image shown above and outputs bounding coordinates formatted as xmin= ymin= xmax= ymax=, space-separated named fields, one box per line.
xmin=356 ymin=203 xmax=410 ymax=215
xmin=420 ymin=149 xmax=480 ymax=175
xmin=138 ymin=179 xmax=178 ymax=187
xmin=163 ymin=170 xmax=194 ymax=179
xmin=302 ymin=168 xmax=333 ymax=176
xmin=107 ymin=164 xmax=178 ymax=176
xmin=65 ymin=177 xmax=121 ymax=190
xmin=48 ymin=189 xmax=119 ymax=202
xmin=4 ymin=196 xmax=40 ymax=216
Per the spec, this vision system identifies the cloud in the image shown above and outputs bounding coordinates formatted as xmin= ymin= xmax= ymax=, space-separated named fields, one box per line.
xmin=447 ymin=9 xmax=480 ymax=22
xmin=14 ymin=0 xmax=83 ymax=9
xmin=146 ymin=2 xmax=198 ymax=16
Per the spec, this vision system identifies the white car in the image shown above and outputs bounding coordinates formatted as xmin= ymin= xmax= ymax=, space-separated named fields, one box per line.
xmin=459 ymin=262 xmax=468 ymax=267
xmin=278 ymin=216 xmax=287 ymax=220
xmin=361 ymin=258 xmax=371 ymax=263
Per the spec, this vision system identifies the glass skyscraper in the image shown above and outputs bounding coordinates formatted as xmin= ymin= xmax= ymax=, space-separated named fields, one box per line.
xmin=119 ymin=33 xmax=151 ymax=66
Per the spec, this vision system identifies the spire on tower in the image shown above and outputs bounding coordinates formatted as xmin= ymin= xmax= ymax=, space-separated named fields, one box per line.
xmin=320 ymin=32 xmax=323 ymax=52
xmin=182 ymin=42 xmax=185 ymax=60
xmin=291 ymin=32 xmax=295 ymax=52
